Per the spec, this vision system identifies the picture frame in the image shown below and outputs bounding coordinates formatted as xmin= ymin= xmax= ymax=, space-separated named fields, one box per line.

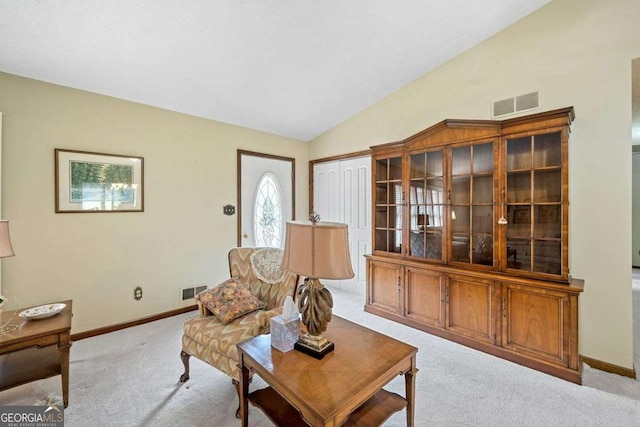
xmin=537 ymin=205 xmax=560 ymax=223
xmin=55 ymin=149 xmax=144 ymax=213
xmin=511 ymin=206 xmax=531 ymax=224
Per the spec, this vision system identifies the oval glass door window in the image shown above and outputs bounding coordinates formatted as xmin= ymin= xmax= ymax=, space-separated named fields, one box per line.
xmin=254 ymin=173 xmax=284 ymax=247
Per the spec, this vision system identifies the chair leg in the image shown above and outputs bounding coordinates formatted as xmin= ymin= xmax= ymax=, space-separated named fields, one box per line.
xmin=232 ymin=379 xmax=241 ymax=418
xmin=179 ymin=350 xmax=191 ymax=382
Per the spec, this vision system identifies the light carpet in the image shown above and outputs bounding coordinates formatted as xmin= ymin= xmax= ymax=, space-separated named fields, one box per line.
xmin=0 ymin=287 xmax=639 ymax=426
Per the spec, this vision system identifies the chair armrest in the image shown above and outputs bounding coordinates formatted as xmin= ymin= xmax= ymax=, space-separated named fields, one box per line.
xmin=196 ymin=301 xmax=213 ymax=316
xmin=254 ymin=306 xmax=284 ymax=334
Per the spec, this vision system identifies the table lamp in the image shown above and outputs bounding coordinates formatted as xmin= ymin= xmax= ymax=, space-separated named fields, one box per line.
xmin=0 ymin=220 xmax=17 ymax=335
xmin=281 ymin=215 xmax=354 ymax=359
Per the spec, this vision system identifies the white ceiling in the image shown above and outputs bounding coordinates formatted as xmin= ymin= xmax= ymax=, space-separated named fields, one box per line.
xmin=0 ymin=0 xmax=552 ymax=141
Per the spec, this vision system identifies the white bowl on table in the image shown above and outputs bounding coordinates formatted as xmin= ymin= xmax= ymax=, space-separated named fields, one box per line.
xmin=19 ymin=303 xmax=66 ymax=320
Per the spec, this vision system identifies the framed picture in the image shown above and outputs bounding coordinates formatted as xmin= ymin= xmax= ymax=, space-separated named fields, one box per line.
xmin=537 ymin=205 xmax=560 ymax=223
xmin=55 ymin=149 xmax=144 ymax=213
xmin=511 ymin=206 xmax=531 ymax=224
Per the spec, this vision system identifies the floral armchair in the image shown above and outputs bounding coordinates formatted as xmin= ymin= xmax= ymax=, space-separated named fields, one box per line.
xmin=179 ymin=247 xmax=298 ymax=414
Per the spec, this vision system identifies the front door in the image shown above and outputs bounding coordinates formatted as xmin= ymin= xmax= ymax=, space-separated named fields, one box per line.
xmin=238 ymin=151 xmax=294 ymax=248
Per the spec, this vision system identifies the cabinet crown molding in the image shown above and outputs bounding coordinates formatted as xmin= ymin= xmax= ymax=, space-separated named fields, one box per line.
xmin=372 ymin=106 xmax=575 ymax=151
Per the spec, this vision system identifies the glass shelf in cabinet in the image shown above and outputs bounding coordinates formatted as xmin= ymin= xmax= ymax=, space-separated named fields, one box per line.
xmin=409 ymin=153 xmax=427 ymax=178
xmin=451 ymin=177 xmax=471 ymax=204
xmin=507 ymin=136 xmax=532 ymax=171
xmin=452 ymin=146 xmax=471 ymax=175
xmin=506 ymin=172 xmax=532 ymax=204
xmin=533 ymin=132 xmax=562 ymax=169
xmin=472 ymin=143 xmax=494 ymax=175
xmin=472 ymin=176 xmax=493 ymax=204
xmin=388 ymin=158 xmax=403 ymax=180
xmin=533 ymin=171 xmax=561 ymax=203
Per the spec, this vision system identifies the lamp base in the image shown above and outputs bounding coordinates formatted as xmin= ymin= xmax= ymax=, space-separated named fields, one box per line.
xmin=294 ymin=333 xmax=334 ymax=360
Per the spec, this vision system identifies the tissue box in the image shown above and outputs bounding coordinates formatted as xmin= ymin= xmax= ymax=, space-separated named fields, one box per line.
xmin=270 ymin=315 xmax=300 ymax=352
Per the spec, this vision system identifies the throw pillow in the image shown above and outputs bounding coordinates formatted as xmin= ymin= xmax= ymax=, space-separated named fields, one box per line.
xmin=196 ymin=279 xmax=266 ymax=323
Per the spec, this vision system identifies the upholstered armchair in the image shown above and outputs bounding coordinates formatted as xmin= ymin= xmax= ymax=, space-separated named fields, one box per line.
xmin=179 ymin=247 xmax=298 ymax=413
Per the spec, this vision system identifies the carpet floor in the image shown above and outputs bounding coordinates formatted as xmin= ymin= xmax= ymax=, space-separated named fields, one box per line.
xmin=0 ymin=287 xmax=639 ymax=426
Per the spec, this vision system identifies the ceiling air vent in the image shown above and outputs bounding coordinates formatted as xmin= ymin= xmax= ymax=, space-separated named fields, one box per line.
xmin=493 ymin=91 xmax=539 ymax=118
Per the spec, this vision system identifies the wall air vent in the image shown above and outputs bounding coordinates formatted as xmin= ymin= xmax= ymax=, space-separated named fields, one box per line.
xmin=181 ymin=284 xmax=208 ymax=302
xmin=492 ymin=91 xmax=539 ymax=118
xmin=493 ymin=97 xmax=515 ymax=117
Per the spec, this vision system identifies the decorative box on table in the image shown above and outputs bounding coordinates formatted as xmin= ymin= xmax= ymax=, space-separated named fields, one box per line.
xmin=270 ymin=315 xmax=300 ymax=353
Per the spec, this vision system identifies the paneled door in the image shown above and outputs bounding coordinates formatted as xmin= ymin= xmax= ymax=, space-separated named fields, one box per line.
xmin=238 ymin=151 xmax=294 ymax=248
xmin=313 ymin=156 xmax=371 ymax=295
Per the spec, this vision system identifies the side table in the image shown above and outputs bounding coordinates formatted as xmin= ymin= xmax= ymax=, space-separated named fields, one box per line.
xmin=0 ymin=300 xmax=72 ymax=407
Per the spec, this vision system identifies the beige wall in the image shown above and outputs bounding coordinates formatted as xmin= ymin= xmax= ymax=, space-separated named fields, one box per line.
xmin=633 ymin=153 xmax=640 ymax=266
xmin=0 ymin=72 xmax=309 ymax=333
xmin=311 ymin=0 xmax=639 ymax=368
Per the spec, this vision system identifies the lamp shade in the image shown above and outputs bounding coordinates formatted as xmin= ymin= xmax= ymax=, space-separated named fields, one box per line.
xmin=0 ymin=221 xmax=15 ymax=258
xmin=281 ymin=221 xmax=354 ymax=280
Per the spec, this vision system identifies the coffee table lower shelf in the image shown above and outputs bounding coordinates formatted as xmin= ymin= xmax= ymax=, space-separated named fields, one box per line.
xmin=248 ymin=386 xmax=407 ymax=427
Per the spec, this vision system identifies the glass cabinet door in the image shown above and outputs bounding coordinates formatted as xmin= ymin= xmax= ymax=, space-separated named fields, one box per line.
xmin=450 ymin=142 xmax=495 ymax=266
xmin=374 ymin=156 xmax=403 ymax=254
xmin=408 ymin=150 xmax=444 ymax=260
xmin=505 ymin=132 xmax=562 ymax=275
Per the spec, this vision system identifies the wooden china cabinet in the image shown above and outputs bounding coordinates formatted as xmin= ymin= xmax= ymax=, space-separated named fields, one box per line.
xmin=366 ymin=107 xmax=584 ymax=383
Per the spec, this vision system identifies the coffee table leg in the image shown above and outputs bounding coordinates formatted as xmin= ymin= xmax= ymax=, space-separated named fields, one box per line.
xmin=239 ymin=354 xmax=250 ymax=427
xmin=404 ymin=355 xmax=417 ymax=427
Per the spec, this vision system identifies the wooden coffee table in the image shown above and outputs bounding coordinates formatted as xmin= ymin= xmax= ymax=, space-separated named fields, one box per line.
xmin=0 ymin=300 xmax=72 ymax=407
xmin=238 ymin=315 xmax=418 ymax=427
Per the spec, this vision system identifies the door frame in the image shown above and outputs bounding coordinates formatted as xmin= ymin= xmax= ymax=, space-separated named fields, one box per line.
xmin=237 ymin=150 xmax=295 ymax=247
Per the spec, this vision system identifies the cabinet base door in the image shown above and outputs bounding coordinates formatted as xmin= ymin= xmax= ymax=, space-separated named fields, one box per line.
xmin=501 ymin=284 xmax=569 ymax=367
xmin=446 ymin=275 xmax=495 ymax=343
xmin=405 ymin=267 xmax=445 ymax=327
xmin=368 ymin=260 xmax=402 ymax=314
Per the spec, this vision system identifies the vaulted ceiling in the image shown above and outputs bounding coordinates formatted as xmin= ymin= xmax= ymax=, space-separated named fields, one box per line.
xmin=0 ymin=1 xmax=552 ymax=141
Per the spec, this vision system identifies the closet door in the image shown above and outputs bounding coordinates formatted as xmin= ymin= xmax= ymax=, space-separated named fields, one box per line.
xmin=313 ymin=156 xmax=371 ymax=295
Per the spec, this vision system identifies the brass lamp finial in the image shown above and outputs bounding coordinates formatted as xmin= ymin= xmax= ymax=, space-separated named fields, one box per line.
xmin=309 ymin=212 xmax=320 ymax=224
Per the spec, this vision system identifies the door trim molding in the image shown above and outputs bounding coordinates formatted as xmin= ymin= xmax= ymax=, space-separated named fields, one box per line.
xmin=309 ymin=149 xmax=371 ymax=215
xmin=237 ymin=150 xmax=295 ymax=247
